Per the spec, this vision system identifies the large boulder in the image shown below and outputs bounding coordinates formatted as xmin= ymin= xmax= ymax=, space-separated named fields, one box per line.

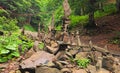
xmin=102 ymin=56 xmax=120 ymax=72
xmin=20 ymin=51 xmax=55 ymax=69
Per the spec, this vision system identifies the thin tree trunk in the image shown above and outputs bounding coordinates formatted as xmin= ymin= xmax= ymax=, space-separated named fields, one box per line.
xmin=89 ymin=11 xmax=96 ymax=27
xmin=80 ymin=7 xmax=84 ymax=15
xmin=99 ymin=2 xmax=104 ymax=11
xmin=28 ymin=16 xmax=31 ymax=24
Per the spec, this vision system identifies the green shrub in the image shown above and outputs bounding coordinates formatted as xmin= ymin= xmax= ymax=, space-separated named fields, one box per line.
xmin=76 ymin=58 xmax=90 ymax=68
xmin=69 ymin=15 xmax=88 ymax=27
xmin=109 ymin=32 xmax=120 ymax=45
xmin=23 ymin=24 xmax=36 ymax=32
xmin=38 ymin=42 xmax=45 ymax=50
xmin=55 ymin=25 xmax=62 ymax=31
xmin=0 ymin=16 xmax=19 ymax=33
xmin=69 ymin=3 xmax=117 ymax=29
xmin=0 ymin=34 xmax=33 ymax=62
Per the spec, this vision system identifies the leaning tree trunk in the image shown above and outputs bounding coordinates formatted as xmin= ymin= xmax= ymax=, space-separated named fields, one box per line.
xmin=116 ymin=0 xmax=120 ymax=13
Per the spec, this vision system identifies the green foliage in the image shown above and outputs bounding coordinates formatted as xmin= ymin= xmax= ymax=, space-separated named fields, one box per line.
xmin=0 ymin=34 xmax=21 ymax=62
xmin=76 ymin=58 xmax=90 ymax=68
xmin=19 ymin=35 xmax=33 ymax=52
xmin=0 ymin=9 xmax=9 ymax=16
xmin=109 ymin=37 xmax=120 ymax=45
xmin=69 ymin=15 xmax=88 ymax=27
xmin=0 ymin=16 xmax=19 ymax=32
xmin=23 ymin=24 xmax=36 ymax=32
xmin=95 ymin=4 xmax=117 ymax=18
xmin=55 ymin=25 xmax=62 ymax=31
xmin=0 ymin=34 xmax=33 ymax=62
xmin=38 ymin=42 xmax=45 ymax=50
xmin=109 ymin=32 xmax=120 ymax=45
xmin=70 ymin=3 xmax=117 ymax=28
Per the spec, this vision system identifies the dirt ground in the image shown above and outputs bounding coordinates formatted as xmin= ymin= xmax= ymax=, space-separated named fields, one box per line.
xmin=80 ymin=13 xmax=120 ymax=55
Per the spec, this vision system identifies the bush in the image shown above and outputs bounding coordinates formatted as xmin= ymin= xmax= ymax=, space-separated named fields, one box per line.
xmin=23 ymin=24 xmax=36 ymax=32
xmin=76 ymin=58 xmax=90 ymax=68
xmin=0 ymin=34 xmax=33 ymax=62
xmin=69 ymin=3 xmax=117 ymax=29
xmin=69 ymin=15 xmax=88 ymax=28
xmin=0 ymin=16 xmax=19 ymax=33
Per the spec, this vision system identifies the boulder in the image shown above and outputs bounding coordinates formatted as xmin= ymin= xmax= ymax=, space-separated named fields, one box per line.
xmin=20 ymin=51 xmax=55 ymax=69
xmin=72 ymin=69 xmax=87 ymax=73
xmin=75 ymin=52 xmax=89 ymax=60
xmin=102 ymin=56 xmax=119 ymax=72
xmin=35 ymin=67 xmax=62 ymax=73
xmin=96 ymin=68 xmax=110 ymax=73
xmin=61 ymin=68 xmax=72 ymax=73
xmin=87 ymin=65 xmax=96 ymax=73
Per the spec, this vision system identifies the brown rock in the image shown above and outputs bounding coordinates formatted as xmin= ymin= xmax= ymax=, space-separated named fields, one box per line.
xmin=46 ymin=45 xmax=59 ymax=54
xmin=35 ymin=67 xmax=62 ymax=73
xmin=75 ymin=52 xmax=89 ymax=60
xmin=96 ymin=68 xmax=110 ymax=73
xmin=20 ymin=51 xmax=55 ymax=69
xmin=61 ymin=68 xmax=72 ymax=73
xmin=72 ymin=69 xmax=87 ymax=73
xmin=102 ymin=56 xmax=120 ymax=72
xmin=82 ymin=48 xmax=91 ymax=52
xmin=87 ymin=65 xmax=96 ymax=73
xmin=69 ymin=49 xmax=79 ymax=56
xmin=24 ymin=48 xmax=35 ymax=59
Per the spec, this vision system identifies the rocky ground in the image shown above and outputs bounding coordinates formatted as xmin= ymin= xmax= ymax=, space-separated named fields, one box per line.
xmin=0 ymin=13 xmax=120 ymax=73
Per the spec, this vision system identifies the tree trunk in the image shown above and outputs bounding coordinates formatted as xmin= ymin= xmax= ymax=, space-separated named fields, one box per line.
xmin=80 ymin=7 xmax=84 ymax=15
xmin=88 ymin=0 xmax=96 ymax=28
xmin=116 ymin=0 xmax=120 ymax=13
xmin=99 ymin=2 xmax=104 ymax=11
xmin=88 ymin=10 xmax=96 ymax=27
xmin=28 ymin=16 xmax=31 ymax=24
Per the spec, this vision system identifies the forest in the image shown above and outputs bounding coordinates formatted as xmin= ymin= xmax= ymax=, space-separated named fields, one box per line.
xmin=0 ymin=0 xmax=120 ymax=73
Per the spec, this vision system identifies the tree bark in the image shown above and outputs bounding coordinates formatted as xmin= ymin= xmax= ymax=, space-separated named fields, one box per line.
xmin=88 ymin=0 xmax=96 ymax=28
xmin=98 ymin=2 xmax=104 ymax=11
xmin=80 ymin=7 xmax=85 ymax=15
xmin=88 ymin=11 xmax=96 ymax=27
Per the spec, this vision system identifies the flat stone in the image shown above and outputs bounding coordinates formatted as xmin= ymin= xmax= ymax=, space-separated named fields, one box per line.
xmin=20 ymin=51 xmax=55 ymax=69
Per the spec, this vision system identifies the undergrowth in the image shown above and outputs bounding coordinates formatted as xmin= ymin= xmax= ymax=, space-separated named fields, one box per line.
xmin=23 ymin=24 xmax=36 ymax=32
xmin=0 ymin=33 xmax=33 ymax=62
xmin=70 ymin=3 xmax=117 ymax=28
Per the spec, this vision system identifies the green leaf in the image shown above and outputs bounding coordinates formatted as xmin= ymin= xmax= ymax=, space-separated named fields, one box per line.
xmin=39 ymin=42 xmax=44 ymax=49
xmin=11 ymin=52 xmax=20 ymax=57
xmin=5 ymin=44 xmax=17 ymax=50
xmin=0 ymin=57 xmax=8 ymax=62
xmin=0 ymin=49 xmax=10 ymax=54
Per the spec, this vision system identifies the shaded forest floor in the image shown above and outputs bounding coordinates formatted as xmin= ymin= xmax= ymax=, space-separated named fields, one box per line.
xmin=79 ymin=13 xmax=120 ymax=55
